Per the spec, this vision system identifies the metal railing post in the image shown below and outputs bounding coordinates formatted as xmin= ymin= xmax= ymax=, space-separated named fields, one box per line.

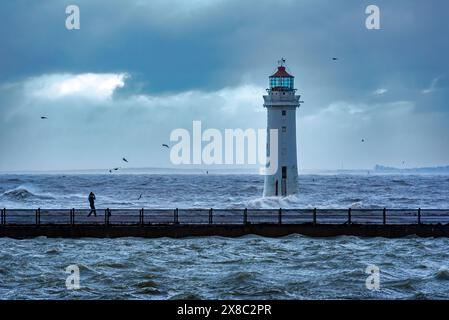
xmin=140 ymin=208 xmax=144 ymax=226
xmin=35 ymin=208 xmax=41 ymax=226
xmin=209 ymin=208 xmax=213 ymax=224
xmin=1 ymin=208 xmax=5 ymax=225
xmin=313 ymin=208 xmax=317 ymax=225
xmin=347 ymin=208 xmax=352 ymax=224
xmin=383 ymin=208 xmax=387 ymax=225
xmin=243 ymin=208 xmax=248 ymax=225
xmin=418 ymin=208 xmax=421 ymax=225
xmin=278 ymin=208 xmax=282 ymax=225
xmin=174 ymin=208 xmax=179 ymax=224
xmin=105 ymin=208 xmax=110 ymax=226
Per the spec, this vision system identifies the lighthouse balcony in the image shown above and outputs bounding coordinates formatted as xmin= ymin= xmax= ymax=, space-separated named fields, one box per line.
xmin=265 ymin=90 xmax=297 ymax=98
xmin=263 ymin=94 xmax=300 ymax=107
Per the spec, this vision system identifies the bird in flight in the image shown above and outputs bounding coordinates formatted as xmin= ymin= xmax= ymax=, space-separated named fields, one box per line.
xmin=41 ymin=116 xmax=48 ymax=119
xmin=361 ymin=139 xmax=365 ymax=143
xmin=162 ymin=144 xmax=169 ymax=148
xmin=122 ymin=157 xmax=128 ymax=163
xmin=332 ymin=57 xmax=338 ymax=61
xmin=137 ymin=194 xmax=142 ymax=200
xmin=113 ymin=167 xmax=119 ymax=171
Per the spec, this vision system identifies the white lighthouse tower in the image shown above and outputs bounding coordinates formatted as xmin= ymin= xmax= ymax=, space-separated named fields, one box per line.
xmin=263 ymin=59 xmax=302 ymax=197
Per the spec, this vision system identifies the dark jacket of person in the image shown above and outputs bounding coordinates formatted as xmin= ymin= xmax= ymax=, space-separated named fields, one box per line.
xmin=88 ymin=193 xmax=96 ymax=208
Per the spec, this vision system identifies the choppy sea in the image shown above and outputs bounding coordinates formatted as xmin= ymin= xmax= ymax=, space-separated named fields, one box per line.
xmin=0 ymin=173 xmax=448 ymax=299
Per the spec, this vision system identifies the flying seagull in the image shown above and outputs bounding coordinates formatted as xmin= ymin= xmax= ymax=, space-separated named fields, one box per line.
xmin=41 ymin=116 xmax=48 ymax=119
xmin=122 ymin=157 xmax=128 ymax=163
xmin=361 ymin=139 xmax=365 ymax=143
xmin=137 ymin=194 xmax=142 ymax=200
xmin=332 ymin=57 xmax=338 ymax=61
xmin=113 ymin=167 xmax=119 ymax=171
xmin=162 ymin=144 xmax=169 ymax=148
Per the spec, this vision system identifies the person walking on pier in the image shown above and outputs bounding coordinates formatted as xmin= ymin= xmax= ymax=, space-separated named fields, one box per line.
xmin=87 ymin=192 xmax=96 ymax=217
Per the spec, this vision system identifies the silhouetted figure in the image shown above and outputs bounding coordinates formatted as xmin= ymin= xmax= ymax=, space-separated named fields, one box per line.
xmin=87 ymin=192 xmax=96 ymax=217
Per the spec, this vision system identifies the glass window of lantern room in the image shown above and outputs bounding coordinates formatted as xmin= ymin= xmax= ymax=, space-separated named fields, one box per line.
xmin=271 ymin=77 xmax=281 ymax=88
xmin=271 ymin=77 xmax=294 ymax=89
xmin=274 ymin=78 xmax=279 ymax=87
xmin=281 ymin=78 xmax=287 ymax=87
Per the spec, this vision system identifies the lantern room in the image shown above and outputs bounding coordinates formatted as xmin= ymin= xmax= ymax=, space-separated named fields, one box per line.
xmin=269 ymin=64 xmax=294 ymax=91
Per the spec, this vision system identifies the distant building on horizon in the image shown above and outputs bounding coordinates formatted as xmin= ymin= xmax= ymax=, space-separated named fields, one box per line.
xmin=263 ymin=60 xmax=303 ymax=197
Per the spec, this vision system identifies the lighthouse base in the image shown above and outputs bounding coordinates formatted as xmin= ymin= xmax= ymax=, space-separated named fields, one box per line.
xmin=263 ymin=166 xmax=298 ymax=197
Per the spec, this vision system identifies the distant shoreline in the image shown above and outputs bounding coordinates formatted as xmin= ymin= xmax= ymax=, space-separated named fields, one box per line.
xmin=374 ymin=164 xmax=449 ymax=175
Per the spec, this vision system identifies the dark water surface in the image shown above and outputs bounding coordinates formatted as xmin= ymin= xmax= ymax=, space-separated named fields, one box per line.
xmin=0 ymin=173 xmax=448 ymax=299
xmin=1 ymin=235 xmax=449 ymax=299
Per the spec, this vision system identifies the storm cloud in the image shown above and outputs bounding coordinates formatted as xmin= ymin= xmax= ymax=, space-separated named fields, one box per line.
xmin=0 ymin=0 xmax=448 ymax=171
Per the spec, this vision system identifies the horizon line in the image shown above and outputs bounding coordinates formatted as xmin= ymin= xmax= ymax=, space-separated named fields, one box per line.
xmin=1 ymin=165 xmax=449 ymax=175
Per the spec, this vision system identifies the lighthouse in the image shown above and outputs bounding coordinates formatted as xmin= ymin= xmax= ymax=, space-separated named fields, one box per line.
xmin=263 ymin=59 xmax=302 ymax=197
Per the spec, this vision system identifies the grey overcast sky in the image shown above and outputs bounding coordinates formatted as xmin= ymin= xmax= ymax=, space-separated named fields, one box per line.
xmin=0 ymin=0 xmax=448 ymax=171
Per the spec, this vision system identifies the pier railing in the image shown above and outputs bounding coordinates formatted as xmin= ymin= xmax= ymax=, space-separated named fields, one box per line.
xmin=1 ymin=208 xmax=449 ymax=226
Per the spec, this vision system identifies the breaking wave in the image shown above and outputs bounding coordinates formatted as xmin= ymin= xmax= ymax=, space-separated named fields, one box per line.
xmin=435 ymin=267 xmax=449 ymax=280
xmin=1 ymin=186 xmax=55 ymax=201
xmin=245 ymin=195 xmax=303 ymax=209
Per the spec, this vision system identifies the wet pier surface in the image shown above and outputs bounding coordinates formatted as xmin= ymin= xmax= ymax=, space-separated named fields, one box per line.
xmin=1 ymin=208 xmax=449 ymax=238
